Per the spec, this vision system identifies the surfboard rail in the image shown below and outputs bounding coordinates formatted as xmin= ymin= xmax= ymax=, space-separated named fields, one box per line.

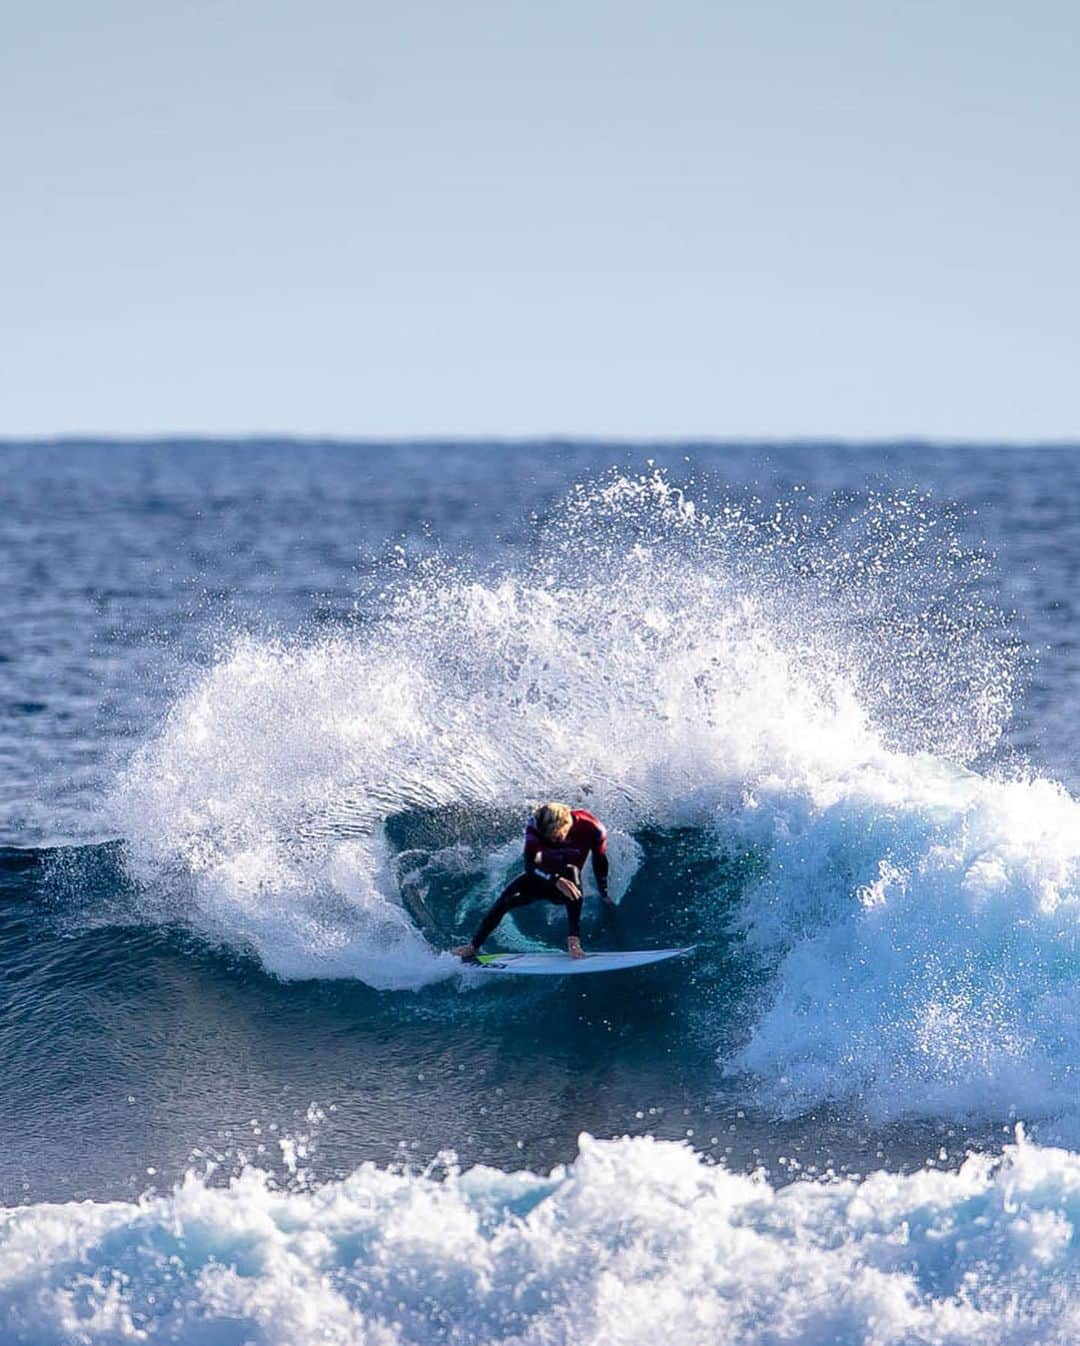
xmin=469 ymin=946 xmax=696 ymax=975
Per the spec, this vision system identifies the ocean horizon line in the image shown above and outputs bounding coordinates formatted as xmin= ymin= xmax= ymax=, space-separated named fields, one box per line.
xmin=3 ymin=433 xmax=1080 ymax=451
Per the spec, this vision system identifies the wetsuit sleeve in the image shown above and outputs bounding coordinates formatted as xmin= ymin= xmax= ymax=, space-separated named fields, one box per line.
xmin=591 ymin=823 xmax=610 ymax=896
xmin=524 ymin=826 xmax=556 ymax=882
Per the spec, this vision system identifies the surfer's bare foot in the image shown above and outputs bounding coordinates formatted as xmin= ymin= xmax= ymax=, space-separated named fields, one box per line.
xmin=451 ymin=944 xmax=478 ymax=962
xmin=568 ymin=937 xmax=585 ymax=959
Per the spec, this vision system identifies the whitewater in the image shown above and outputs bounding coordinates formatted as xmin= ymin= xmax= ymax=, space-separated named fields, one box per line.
xmin=109 ymin=471 xmax=1080 ymax=1131
xmin=5 ymin=1130 xmax=1080 ymax=1345
xmin=6 ymin=441 xmax=1080 ymax=1343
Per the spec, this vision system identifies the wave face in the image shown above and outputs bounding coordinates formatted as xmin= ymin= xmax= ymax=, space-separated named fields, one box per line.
xmin=104 ymin=470 xmax=1080 ymax=1132
xmin=3 ymin=1132 xmax=1079 ymax=1345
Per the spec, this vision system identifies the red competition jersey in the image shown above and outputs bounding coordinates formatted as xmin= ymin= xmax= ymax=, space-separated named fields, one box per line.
xmin=524 ymin=809 xmax=608 ymax=881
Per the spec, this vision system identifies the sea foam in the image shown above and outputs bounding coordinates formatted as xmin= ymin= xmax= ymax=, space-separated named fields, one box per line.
xmin=3 ymin=1132 xmax=1080 ymax=1345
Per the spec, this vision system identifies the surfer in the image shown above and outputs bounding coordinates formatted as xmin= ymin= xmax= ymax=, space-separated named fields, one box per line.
xmin=452 ymin=802 xmax=612 ymax=961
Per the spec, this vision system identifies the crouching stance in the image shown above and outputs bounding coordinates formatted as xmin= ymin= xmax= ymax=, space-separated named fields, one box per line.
xmin=453 ymin=802 xmax=611 ymax=961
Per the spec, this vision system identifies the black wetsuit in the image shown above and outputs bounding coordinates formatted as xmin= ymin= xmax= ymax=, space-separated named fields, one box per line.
xmin=470 ymin=810 xmax=610 ymax=950
xmin=471 ymin=865 xmax=584 ymax=950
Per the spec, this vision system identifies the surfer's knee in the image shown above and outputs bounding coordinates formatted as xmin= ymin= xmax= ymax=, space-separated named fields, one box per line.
xmin=488 ymin=894 xmax=511 ymax=922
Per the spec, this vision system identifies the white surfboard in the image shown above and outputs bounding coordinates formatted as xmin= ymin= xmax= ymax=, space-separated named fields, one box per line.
xmin=470 ymin=946 xmax=695 ymax=976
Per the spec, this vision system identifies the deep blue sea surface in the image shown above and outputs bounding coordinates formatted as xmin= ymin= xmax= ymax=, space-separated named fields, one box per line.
xmin=5 ymin=440 xmax=1080 ymax=1343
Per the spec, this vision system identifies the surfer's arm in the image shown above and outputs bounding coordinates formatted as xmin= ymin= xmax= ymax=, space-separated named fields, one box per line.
xmin=590 ymin=826 xmax=612 ymax=902
xmin=524 ymin=829 xmax=547 ymax=877
xmin=524 ymin=832 xmax=560 ymax=886
xmin=537 ymin=856 xmax=579 ymax=901
xmin=524 ymin=823 xmax=582 ymax=917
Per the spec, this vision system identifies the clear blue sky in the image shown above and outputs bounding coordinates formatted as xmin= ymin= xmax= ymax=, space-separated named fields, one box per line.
xmin=2 ymin=1 xmax=1077 ymax=439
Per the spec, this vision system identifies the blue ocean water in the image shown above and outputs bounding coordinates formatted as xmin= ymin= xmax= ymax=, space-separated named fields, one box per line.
xmin=5 ymin=439 xmax=1080 ymax=1343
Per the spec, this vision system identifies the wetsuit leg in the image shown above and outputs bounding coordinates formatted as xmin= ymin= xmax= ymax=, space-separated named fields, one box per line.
xmin=471 ymin=873 xmax=552 ymax=949
xmin=558 ymin=864 xmax=583 ymax=939
xmin=472 ymin=871 xmax=582 ymax=949
xmin=561 ymin=886 xmax=582 ymax=939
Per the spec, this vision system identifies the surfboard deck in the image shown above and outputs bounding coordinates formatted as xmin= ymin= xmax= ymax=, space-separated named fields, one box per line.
xmin=469 ymin=946 xmax=695 ymax=976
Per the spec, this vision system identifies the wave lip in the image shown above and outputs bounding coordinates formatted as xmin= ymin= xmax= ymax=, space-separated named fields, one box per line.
xmin=2 ymin=1132 xmax=1079 ymax=1345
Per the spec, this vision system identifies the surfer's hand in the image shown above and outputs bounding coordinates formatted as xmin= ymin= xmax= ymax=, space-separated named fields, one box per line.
xmin=555 ymin=877 xmax=581 ymax=901
xmin=567 ymin=937 xmax=585 ymax=959
xmin=451 ymin=944 xmax=477 ymax=961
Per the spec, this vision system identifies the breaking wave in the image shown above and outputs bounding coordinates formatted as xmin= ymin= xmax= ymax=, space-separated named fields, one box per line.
xmin=102 ymin=471 xmax=1080 ymax=1132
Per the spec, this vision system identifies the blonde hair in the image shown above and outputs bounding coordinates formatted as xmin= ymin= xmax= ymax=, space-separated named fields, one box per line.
xmin=534 ymin=801 xmax=573 ymax=838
